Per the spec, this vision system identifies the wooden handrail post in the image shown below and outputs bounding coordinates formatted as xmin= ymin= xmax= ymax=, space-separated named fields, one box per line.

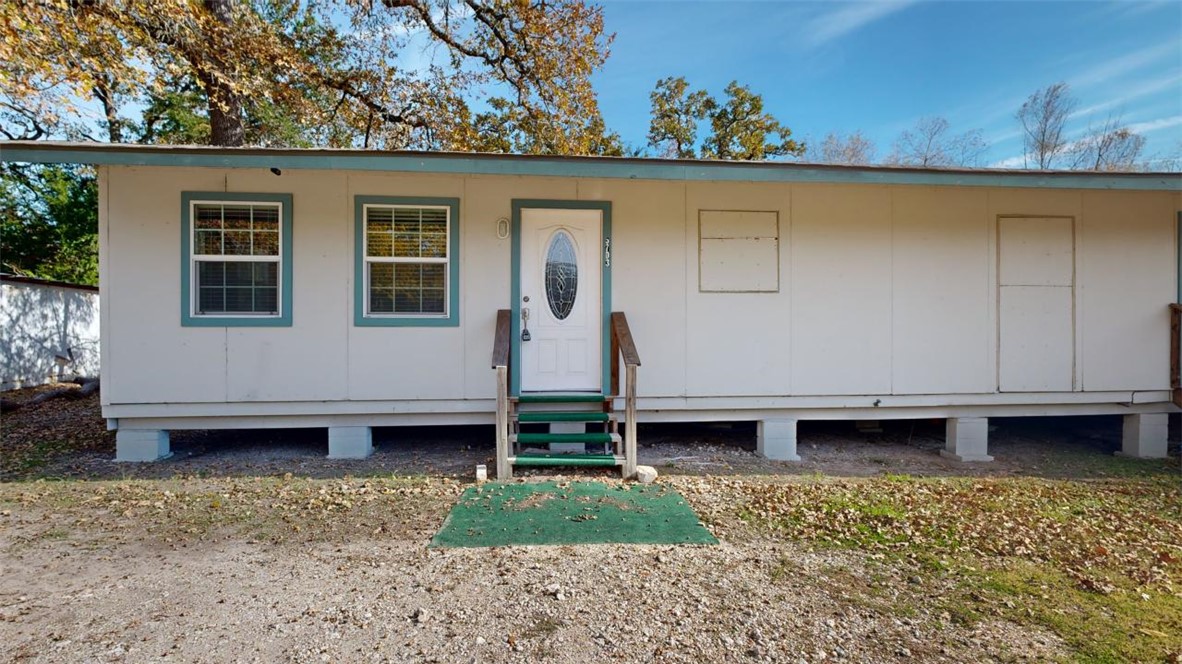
xmin=1171 ymin=304 xmax=1181 ymax=408
xmin=495 ymin=366 xmax=510 ymax=480
xmin=624 ymin=364 xmax=638 ymax=479
xmin=492 ymin=309 xmax=513 ymax=480
xmin=610 ymin=312 xmax=642 ymax=479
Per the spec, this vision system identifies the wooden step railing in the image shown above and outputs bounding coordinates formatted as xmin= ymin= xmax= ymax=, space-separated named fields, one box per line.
xmin=611 ymin=312 xmax=642 ymax=479
xmin=1170 ymin=304 xmax=1181 ymax=408
xmin=491 ymin=309 xmax=512 ymax=480
xmin=490 ymin=309 xmax=642 ymax=480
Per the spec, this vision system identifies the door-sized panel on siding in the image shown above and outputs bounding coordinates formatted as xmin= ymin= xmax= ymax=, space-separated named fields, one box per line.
xmin=999 ymin=286 xmax=1073 ymax=392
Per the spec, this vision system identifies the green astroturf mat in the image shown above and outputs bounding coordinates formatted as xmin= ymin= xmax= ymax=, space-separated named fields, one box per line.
xmin=430 ymin=481 xmax=718 ymax=548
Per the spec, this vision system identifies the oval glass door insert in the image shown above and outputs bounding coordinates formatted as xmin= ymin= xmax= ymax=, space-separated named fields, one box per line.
xmin=544 ymin=230 xmax=578 ymax=320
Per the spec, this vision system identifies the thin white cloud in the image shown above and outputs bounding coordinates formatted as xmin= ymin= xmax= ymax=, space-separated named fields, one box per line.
xmin=984 ymin=126 xmax=1024 ymax=146
xmin=1127 ymin=114 xmax=1182 ymax=134
xmin=1070 ymin=73 xmax=1182 ymax=120
xmin=803 ymin=0 xmax=920 ymax=49
xmin=1070 ymin=40 xmax=1181 ymax=88
xmin=1090 ymin=0 xmax=1176 ymax=21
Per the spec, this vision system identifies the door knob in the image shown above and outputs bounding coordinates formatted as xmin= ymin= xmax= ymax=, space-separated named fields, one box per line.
xmin=521 ymin=307 xmax=531 ymax=341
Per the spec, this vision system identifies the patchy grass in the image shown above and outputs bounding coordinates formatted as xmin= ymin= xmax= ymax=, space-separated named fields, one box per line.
xmin=1 ymin=475 xmax=463 ymax=549
xmin=692 ymin=470 xmax=1182 ymax=663
xmin=4 ymin=438 xmax=79 ymax=475
xmin=973 ymin=562 xmax=1182 ymax=664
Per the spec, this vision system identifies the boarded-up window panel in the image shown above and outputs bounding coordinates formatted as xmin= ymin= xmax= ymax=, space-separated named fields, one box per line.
xmin=700 ymin=210 xmax=778 ymax=239
xmin=699 ymin=210 xmax=779 ymax=292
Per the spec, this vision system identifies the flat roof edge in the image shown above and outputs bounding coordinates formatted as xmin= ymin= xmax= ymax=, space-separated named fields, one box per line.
xmin=2 ymin=142 xmax=1180 ymax=192
xmin=1 ymin=274 xmax=99 ymax=292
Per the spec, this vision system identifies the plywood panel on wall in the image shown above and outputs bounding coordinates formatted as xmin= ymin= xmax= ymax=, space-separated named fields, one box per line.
xmin=684 ymin=183 xmax=791 ymax=396
xmin=349 ymin=327 xmax=466 ymax=399
xmin=579 ymin=179 xmax=687 ymax=397
xmin=225 ymin=170 xmax=350 ymax=401
xmin=790 ymin=184 xmax=892 ymax=395
xmin=345 ymin=172 xmax=470 ymax=400
xmin=998 ymin=217 xmax=1074 ymax=286
xmin=460 ymin=176 xmax=577 ymax=399
xmin=699 ymin=237 xmax=779 ymax=292
xmin=1079 ymin=191 xmax=1175 ymax=391
xmin=700 ymin=210 xmax=778 ymax=238
xmin=891 ymin=187 xmax=992 ymax=394
xmin=999 ymin=286 xmax=1073 ymax=392
xmin=106 ymin=166 xmax=230 ymax=404
xmin=997 ymin=216 xmax=1074 ymax=392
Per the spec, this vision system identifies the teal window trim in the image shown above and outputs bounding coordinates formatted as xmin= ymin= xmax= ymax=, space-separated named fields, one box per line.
xmin=354 ymin=195 xmax=460 ymax=327
xmin=510 ymin=199 xmax=612 ymax=397
xmin=180 ymin=191 xmax=293 ymax=327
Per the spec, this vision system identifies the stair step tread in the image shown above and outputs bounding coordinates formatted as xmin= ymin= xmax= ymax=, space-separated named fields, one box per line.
xmin=512 ymin=432 xmax=618 ymax=444
xmin=511 ymin=454 xmax=624 ymax=468
xmin=516 ymin=393 xmax=608 ymax=404
xmin=517 ymin=412 xmax=612 ymax=423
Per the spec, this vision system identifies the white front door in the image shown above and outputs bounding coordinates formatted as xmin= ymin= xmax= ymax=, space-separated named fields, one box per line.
xmin=519 ymin=208 xmax=603 ymax=392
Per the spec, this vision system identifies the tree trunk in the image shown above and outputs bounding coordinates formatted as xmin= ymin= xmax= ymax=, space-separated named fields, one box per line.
xmin=203 ymin=0 xmax=246 ymax=147
xmin=94 ymin=76 xmax=123 ymax=143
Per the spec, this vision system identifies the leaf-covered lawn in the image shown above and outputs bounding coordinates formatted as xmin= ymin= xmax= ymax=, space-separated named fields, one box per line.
xmin=681 ymin=472 xmax=1182 ymax=663
xmin=0 ymin=476 xmax=464 ymax=548
xmin=0 ymin=385 xmax=113 ymax=479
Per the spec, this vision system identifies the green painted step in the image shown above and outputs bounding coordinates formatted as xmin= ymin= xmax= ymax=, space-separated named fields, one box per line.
xmin=517 ymin=393 xmax=607 ymax=404
xmin=513 ymin=454 xmax=620 ymax=467
xmin=517 ymin=411 xmax=611 ymax=423
xmin=515 ymin=432 xmax=614 ymax=444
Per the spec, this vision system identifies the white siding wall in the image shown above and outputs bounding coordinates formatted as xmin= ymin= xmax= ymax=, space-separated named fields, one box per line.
xmin=100 ymin=165 xmax=1180 ymax=420
xmin=0 ymin=279 xmax=100 ymax=389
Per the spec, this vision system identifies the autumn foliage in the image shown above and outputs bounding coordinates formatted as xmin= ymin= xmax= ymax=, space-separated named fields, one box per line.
xmin=0 ymin=0 xmax=618 ymax=154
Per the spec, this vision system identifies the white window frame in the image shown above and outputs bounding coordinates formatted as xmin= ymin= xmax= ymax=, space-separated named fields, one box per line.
xmin=189 ymin=199 xmax=285 ymax=319
xmin=362 ymin=203 xmax=452 ymax=319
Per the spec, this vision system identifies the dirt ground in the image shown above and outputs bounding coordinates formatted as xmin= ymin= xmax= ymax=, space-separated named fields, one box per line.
xmin=1 ymin=386 xmax=1179 ymax=663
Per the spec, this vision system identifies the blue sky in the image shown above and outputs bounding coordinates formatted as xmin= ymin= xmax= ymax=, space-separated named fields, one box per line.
xmin=590 ymin=0 xmax=1182 ymax=166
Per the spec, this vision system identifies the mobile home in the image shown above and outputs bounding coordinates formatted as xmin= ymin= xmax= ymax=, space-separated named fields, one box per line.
xmin=3 ymin=141 xmax=1179 ymax=478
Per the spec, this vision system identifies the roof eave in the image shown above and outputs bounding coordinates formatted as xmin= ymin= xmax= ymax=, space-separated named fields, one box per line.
xmin=1 ymin=141 xmax=1179 ymax=192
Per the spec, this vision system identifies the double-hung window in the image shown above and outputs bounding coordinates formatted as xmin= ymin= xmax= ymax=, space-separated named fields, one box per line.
xmin=355 ymin=196 xmax=460 ymax=326
xmin=181 ymin=192 xmax=292 ymax=326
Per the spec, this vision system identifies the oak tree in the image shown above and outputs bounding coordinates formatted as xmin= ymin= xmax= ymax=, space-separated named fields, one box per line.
xmin=701 ymin=82 xmax=804 ymax=160
xmin=647 ymin=76 xmax=714 ymax=159
xmin=645 ymin=78 xmax=803 ymax=161
xmin=0 ymin=0 xmax=618 ymax=154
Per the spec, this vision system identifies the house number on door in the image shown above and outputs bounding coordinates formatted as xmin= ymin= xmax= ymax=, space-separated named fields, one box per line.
xmin=603 ymin=237 xmax=611 ymax=267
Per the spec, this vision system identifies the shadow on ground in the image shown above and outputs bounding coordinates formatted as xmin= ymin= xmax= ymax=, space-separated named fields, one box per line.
xmin=2 ymin=386 xmax=1177 ymax=482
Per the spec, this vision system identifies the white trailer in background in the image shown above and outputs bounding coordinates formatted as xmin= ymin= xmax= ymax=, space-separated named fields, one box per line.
xmin=1 ymin=274 xmax=100 ymax=390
